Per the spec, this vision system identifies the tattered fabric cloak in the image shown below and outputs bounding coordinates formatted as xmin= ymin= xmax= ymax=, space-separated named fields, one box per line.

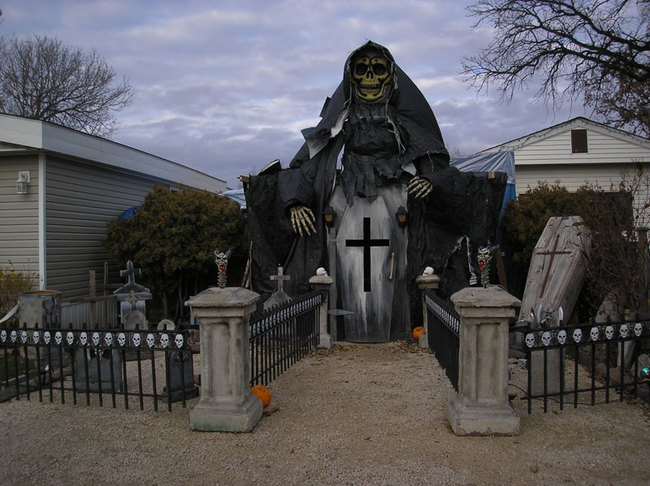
xmin=245 ymin=41 xmax=505 ymax=339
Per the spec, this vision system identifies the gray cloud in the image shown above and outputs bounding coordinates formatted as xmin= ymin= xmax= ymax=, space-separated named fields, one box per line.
xmin=2 ymin=0 xmax=591 ymax=187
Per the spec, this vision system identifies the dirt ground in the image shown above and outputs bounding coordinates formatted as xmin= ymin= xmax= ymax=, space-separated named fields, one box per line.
xmin=1 ymin=341 xmax=649 ymax=485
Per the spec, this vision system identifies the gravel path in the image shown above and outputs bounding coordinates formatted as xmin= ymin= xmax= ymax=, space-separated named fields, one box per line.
xmin=1 ymin=341 xmax=649 ymax=485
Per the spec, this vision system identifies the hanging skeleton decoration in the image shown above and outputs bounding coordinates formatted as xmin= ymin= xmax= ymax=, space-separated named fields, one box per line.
xmin=214 ymin=249 xmax=231 ymax=288
xmin=477 ymin=246 xmax=492 ymax=288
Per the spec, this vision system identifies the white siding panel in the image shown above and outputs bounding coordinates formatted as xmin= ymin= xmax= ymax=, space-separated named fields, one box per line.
xmin=0 ymin=156 xmax=40 ymax=279
xmin=45 ymin=157 xmax=166 ymax=298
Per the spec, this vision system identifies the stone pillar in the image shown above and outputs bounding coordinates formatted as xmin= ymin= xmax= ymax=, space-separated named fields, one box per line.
xmin=310 ymin=270 xmax=333 ymax=349
xmin=185 ymin=287 xmax=262 ymax=432
xmin=415 ymin=273 xmax=440 ymax=349
xmin=447 ymin=286 xmax=521 ymax=436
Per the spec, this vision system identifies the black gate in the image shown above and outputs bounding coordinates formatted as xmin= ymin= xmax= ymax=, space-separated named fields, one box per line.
xmin=0 ymin=324 xmax=197 ymax=411
xmin=425 ymin=290 xmax=460 ymax=390
xmin=513 ymin=319 xmax=650 ymax=413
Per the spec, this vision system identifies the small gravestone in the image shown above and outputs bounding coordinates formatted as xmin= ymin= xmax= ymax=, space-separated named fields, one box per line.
xmin=163 ymin=345 xmax=198 ymax=402
xmin=264 ymin=266 xmax=292 ymax=310
xmin=519 ymin=216 xmax=591 ymax=395
xmin=75 ymin=348 xmax=123 ymax=393
xmin=114 ymin=261 xmax=151 ymax=330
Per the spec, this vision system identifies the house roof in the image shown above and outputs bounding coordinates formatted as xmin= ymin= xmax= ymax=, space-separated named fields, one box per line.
xmin=0 ymin=114 xmax=226 ymax=193
xmin=480 ymin=117 xmax=650 ymax=154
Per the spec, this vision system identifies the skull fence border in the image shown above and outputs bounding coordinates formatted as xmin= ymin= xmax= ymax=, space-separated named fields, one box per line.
xmin=0 ymin=323 xmax=197 ymax=411
xmin=514 ymin=319 xmax=650 ymax=413
xmin=424 ymin=289 xmax=460 ymax=391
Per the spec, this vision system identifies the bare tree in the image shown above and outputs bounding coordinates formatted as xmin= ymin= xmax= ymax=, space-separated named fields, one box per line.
xmin=0 ymin=35 xmax=133 ymax=138
xmin=462 ymin=0 xmax=650 ymax=137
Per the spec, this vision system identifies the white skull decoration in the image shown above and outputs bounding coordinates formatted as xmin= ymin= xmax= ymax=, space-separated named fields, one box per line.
xmin=634 ymin=322 xmax=643 ymax=337
xmin=1 ymin=329 xmax=6 ymax=342
xmin=605 ymin=325 xmax=615 ymax=340
xmin=132 ymin=333 xmax=141 ymax=347
xmin=66 ymin=332 xmax=75 ymax=345
xmin=557 ymin=330 xmax=567 ymax=345
xmin=10 ymin=330 xmax=17 ymax=343
xmin=105 ymin=332 xmax=113 ymax=346
xmin=573 ymin=328 xmax=583 ymax=343
xmin=620 ymin=324 xmax=629 ymax=338
xmin=117 ymin=332 xmax=126 ymax=347
xmin=160 ymin=334 xmax=170 ymax=348
xmin=351 ymin=47 xmax=393 ymax=102
xmin=33 ymin=331 xmax=40 ymax=344
xmin=146 ymin=333 xmax=155 ymax=348
xmin=541 ymin=331 xmax=552 ymax=347
xmin=92 ymin=332 xmax=100 ymax=346
xmin=21 ymin=330 xmax=28 ymax=343
xmin=55 ymin=331 xmax=63 ymax=345
xmin=525 ymin=333 xmax=536 ymax=348
xmin=590 ymin=327 xmax=600 ymax=341
xmin=44 ymin=331 xmax=51 ymax=345
xmin=79 ymin=332 xmax=88 ymax=346
xmin=175 ymin=334 xmax=184 ymax=348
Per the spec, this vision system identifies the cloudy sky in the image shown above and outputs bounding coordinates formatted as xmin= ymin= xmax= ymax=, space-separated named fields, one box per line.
xmin=1 ymin=0 xmax=591 ymax=188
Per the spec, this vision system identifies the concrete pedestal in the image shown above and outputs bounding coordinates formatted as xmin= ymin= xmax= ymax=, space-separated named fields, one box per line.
xmin=185 ymin=287 xmax=262 ymax=432
xmin=447 ymin=286 xmax=520 ymax=436
xmin=310 ymin=272 xmax=334 ymax=349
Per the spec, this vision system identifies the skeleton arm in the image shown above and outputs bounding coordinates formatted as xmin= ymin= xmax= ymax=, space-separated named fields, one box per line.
xmin=289 ymin=205 xmax=317 ymax=237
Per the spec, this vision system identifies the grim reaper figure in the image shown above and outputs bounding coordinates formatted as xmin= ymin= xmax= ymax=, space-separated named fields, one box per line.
xmin=245 ymin=41 xmax=505 ymax=342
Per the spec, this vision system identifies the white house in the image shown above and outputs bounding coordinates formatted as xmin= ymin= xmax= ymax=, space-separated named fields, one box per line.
xmin=479 ymin=117 xmax=650 ymax=198
xmin=0 ymin=114 xmax=227 ymax=300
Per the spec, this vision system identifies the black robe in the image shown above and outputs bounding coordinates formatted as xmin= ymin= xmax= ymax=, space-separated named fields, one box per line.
xmin=245 ymin=41 xmax=506 ymax=331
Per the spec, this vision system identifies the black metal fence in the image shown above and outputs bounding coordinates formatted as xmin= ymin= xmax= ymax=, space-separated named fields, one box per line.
xmin=249 ymin=291 xmax=321 ymax=387
xmin=514 ymin=319 xmax=650 ymax=413
xmin=0 ymin=324 xmax=197 ymax=411
xmin=425 ymin=290 xmax=460 ymax=390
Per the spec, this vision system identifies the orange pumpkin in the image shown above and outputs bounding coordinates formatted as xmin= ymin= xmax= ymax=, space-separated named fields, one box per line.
xmin=412 ymin=326 xmax=424 ymax=340
xmin=251 ymin=384 xmax=272 ymax=407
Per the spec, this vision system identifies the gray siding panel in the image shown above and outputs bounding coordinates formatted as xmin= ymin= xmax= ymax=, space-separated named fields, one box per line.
xmin=0 ymin=155 xmax=40 ymax=279
xmin=46 ymin=157 xmax=165 ymax=298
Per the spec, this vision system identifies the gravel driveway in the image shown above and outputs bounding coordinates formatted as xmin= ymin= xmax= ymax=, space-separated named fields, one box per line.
xmin=1 ymin=341 xmax=649 ymax=485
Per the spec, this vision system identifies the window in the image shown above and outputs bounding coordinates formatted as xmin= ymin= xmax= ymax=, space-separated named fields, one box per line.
xmin=571 ymin=129 xmax=588 ymax=153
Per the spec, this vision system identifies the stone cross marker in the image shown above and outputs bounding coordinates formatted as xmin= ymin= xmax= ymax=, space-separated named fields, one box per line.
xmin=120 ymin=260 xmax=140 ymax=286
xmin=270 ymin=266 xmax=290 ymax=294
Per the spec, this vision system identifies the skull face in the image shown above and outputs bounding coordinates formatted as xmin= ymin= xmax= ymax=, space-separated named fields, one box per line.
xmin=44 ymin=331 xmax=51 ymax=345
xmin=33 ymin=331 xmax=40 ymax=344
xmin=634 ymin=322 xmax=643 ymax=337
xmin=175 ymin=334 xmax=184 ymax=348
xmin=160 ymin=334 xmax=170 ymax=348
xmin=105 ymin=332 xmax=113 ymax=347
xmin=132 ymin=333 xmax=141 ymax=347
xmin=525 ymin=333 xmax=535 ymax=348
xmin=590 ymin=327 xmax=600 ymax=341
xmin=117 ymin=332 xmax=126 ymax=347
xmin=541 ymin=331 xmax=552 ymax=347
xmin=1 ymin=330 xmax=6 ymax=343
xmin=66 ymin=332 xmax=75 ymax=345
xmin=620 ymin=324 xmax=629 ymax=338
xmin=55 ymin=332 xmax=62 ymax=345
xmin=557 ymin=330 xmax=567 ymax=345
xmin=573 ymin=328 xmax=583 ymax=343
xmin=79 ymin=332 xmax=88 ymax=346
xmin=21 ymin=330 xmax=28 ymax=343
xmin=92 ymin=332 xmax=100 ymax=346
xmin=146 ymin=333 xmax=155 ymax=348
xmin=605 ymin=325 xmax=615 ymax=340
xmin=351 ymin=47 xmax=392 ymax=102
xmin=10 ymin=330 xmax=17 ymax=343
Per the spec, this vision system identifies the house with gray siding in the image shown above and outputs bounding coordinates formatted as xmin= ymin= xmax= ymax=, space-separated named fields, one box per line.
xmin=0 ymin=114 xmax=227 ymax=302
xmin=479 ymin=117 xmax=650 ymax=198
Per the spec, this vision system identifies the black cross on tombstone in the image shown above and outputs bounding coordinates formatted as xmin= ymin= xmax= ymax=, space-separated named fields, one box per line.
xmin=345 ymin=217 xmax=389 ymax=292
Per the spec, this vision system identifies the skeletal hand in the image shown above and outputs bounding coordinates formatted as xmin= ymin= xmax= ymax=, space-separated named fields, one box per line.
xmin=407 ymin=176 xmax=433 ymax=199
xmin=290 ymin=205 xmax=316 ymax=237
